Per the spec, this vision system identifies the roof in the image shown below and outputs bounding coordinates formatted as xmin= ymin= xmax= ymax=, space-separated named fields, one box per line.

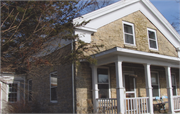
xmin=73 ymin=0 xmax=180 ymax=48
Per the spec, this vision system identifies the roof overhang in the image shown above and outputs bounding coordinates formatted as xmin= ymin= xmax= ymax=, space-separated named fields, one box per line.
xmin=92 ymin=47 xmax=180 ymax=68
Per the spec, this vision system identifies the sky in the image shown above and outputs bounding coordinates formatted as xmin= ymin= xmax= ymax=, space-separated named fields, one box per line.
xmin=150 ymin=0 xmax=180 ymax=33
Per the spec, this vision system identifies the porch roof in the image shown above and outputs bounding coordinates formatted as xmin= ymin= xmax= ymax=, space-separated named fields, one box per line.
xmin=92 ymin=47 xmax=180 ymax=68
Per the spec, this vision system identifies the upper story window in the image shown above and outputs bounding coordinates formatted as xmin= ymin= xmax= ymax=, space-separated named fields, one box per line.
xmin=8 ymin=82 xmax=19 ymax=103
xmin=147 ymin=28 xmax=158 ymax=50
xmin=97 ymin=68 xmax=110 ymax=98
xmin=123 ymin=21 xmax=136 ymax=45
xmin=28 ymin=80 xmax=32 ymax=101
xmin=151 ymin=72 xmax=159 ymax=97
xmin=50 ymin=71 xmax=57 ymax=102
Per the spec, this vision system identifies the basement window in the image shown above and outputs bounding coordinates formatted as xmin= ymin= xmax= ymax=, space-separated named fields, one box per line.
xmin=50 ymin=71 xmax=58 ymax=103
xmin=147 ymin=28 xmax=158 ymax=50
xmin=123 ymin=21 xmax=136 ymax=45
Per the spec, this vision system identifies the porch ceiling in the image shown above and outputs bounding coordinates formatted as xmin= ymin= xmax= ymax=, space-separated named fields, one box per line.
xmin=92 ymin=47 xmax=180 ymax=68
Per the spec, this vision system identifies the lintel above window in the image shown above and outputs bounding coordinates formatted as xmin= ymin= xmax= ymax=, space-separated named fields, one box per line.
xmin=147 ymin=28 xmax=158 ymax=50
xmin=123 ymin=21 xmax=136 ymax=46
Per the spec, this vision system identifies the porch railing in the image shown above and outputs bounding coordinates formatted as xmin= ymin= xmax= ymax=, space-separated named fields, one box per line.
xmin=125 ymin=97 xmax=149 ymax=114
xmin=173 ymin=96 xmax=180 ymax=112
xmin=96 ymin=98 xmax=117 ymax=114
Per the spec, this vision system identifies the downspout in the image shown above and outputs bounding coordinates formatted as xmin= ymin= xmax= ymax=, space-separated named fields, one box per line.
xmin=71 ymin=38 xmax=75 ymax=113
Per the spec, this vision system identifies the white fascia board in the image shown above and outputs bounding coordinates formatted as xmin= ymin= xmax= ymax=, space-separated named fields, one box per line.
xmin=75 ymin=27 xmax=97 ymax=33
xmin=94 ymin=47 xmax=180 ymax=63
xmin=141 ymin=0 xmax=180 ymax=47
xmin=73 ymin=0 xmax=139 ymax=24
xmin=116 ymin=47 xmax=179 ymax=62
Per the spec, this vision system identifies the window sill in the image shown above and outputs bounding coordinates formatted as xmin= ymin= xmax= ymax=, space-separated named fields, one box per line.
xmin=124 ymin=44 xmax=137 ymax=49
xmin=48 ymin=101 xmax=58 ymax=106
xmin=149 ymin=49 xmax=159 ymax=54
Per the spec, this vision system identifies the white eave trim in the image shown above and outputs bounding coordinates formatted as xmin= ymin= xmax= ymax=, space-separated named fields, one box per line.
xmin=94 ymin=47 xmax=180 ymax=62
xmin=73 ymin=0 xmax=139 ymax=23
xmin=75 ymin=27 xmax=97 ymax=33
xmin=142 ymin=0 xmax=180 ymax=43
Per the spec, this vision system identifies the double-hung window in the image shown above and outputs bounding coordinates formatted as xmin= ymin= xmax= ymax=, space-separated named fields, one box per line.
xmin=123 ymin=21 xmax=136 ymax=45
xmin=147 ymin=28 xmax=158 ymax=50
xmin=50 ymin=71 xmax=57 ymax=102
xmin=28 ymin=80 xmax=32 ymax=101
xmin=97 ymin=68 xmax=110 ymax=98
xmin=8 ymin=83 xmax=19 ymax=103
xmin=151 ymin=72 xmax=159 ymax=97
xmin=171 ymin=74 xmax=177 ymax=96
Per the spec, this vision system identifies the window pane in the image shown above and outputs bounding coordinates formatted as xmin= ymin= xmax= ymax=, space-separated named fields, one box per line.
xmin=51 ymin=87 xmax=57 ymax=100
xmin=29 ymin=91 xmax=32 ymax=101
xmin=150 ymin=40 xmax=157 ymax=49
xmin=29 ymin=80 xmax=32 ymax=90
xmin=98 ymin=84 xmax=109 ymax=98
xmin=124 ymin=24 xmax=133 ymax=34
xmin=97 ymin=68 xmax=108 ymax=75
xmin=148 ymin=31 xmax=155 ymax=39
xmin=151 ymin=73 xmax=158 ymax=84
xmin=172 ymin=86 xmax=176 ymax=95
xmin=50 ymin=72 xmax=57 ymax=101
xmin=125 ymin=76 xmax=134 ymax=91
xmin=51 ymin=75 xmax=57 ymax=87
xmin=152 ymin=85 xmax=159 ymax=97
xmin=98 ymin=74 xmax=108 ymax=83
xmin=125 ymin=34 xmax=134 ymax=44
xmin=9 ymin=93 xmax=17 ymax=102
xmin=171 ymin=75 xmax=175 ymax=86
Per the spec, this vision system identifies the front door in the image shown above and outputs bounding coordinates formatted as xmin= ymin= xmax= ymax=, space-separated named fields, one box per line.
xmin=124 ymin=74 xmax=136 ymax=111
xmin=124 ymin=74 xmax=136 ymax=98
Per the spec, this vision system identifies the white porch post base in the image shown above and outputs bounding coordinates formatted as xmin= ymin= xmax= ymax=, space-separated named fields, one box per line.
xmin=91 ymin=65 xmax=99 ymax=113
xmin=144 ymin=64 xmax=153 ymax=114
xmin=115 ymin=58 xmax=125 ymax=114
xmin=165 ymin=66 xmax=174 ymax=114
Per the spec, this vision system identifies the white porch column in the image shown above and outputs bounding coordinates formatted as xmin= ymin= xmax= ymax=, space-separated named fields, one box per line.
xmin=165 ymin=66 xmax=174 ymax=114
xmin=144 ymin=64 xmax=153 ymax=114
xmin=115 ymin=59 xmax=124 ymax=114
xmin=91 ymin=65 xmax=99 ymax=112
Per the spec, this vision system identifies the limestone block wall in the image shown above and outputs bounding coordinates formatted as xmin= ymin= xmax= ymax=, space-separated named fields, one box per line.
xmin=26 ymin=44 xmax=73 ymax=113
xmin=75 ymin=62 xmax=93 ymax=113
xmin=85 ymin=11 xmax=178 ymax=57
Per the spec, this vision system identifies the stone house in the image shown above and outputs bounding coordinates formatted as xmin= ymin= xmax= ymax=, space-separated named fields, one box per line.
xmin=0 ymin=0 xmax=180 ymax=113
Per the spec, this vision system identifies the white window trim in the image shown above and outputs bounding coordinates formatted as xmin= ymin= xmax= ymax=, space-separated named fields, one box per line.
xmin=97 ymin=67 xmax=111 ymax=99
xmin=151 ymin=71 xmax=160 ymax=98
xmin=123 ymin=72 xmax=136 ymax=98
xmin=123 ymin=21 xmax=136 ymax=46
xmin=171 ymin=73 xmax=177 ymax=96
xmin=50 ymin=71 xmax=58 ymax=103
xmin=28 ymin=79 xmax=32 ymax=102
xmin=147 ymin=28 xmax=158 ymax=50
xmin=7 ymin=81 xmax=20 ymax=103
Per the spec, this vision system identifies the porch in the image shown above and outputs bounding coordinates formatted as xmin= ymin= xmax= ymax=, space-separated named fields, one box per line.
xmin=91 ymin=47 xmax=180 ymax=114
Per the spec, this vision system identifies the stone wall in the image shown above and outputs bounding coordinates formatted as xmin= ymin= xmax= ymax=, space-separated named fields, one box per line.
xmin=26 ymin=44 xmax=73 ymax=113
xmin=85 ymin=11 xmax=178 ymax=57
